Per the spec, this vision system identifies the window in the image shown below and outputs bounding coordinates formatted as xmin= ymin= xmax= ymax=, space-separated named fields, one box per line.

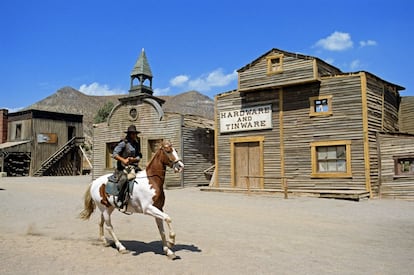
xmin=311 ymin=140 xmax=352 ymax=178
xmin=105 ymin=142 xmax=118 ymax=169
xmin=148 ymin=139 xmax=163 ymax=162
xmin=394 ymin=156 xmax=414 ymax=176
xmin=15 ymin=124 xmax=22 ymax=140
xmin=309 ymin=95 xmax=333 ymax=117
xmin=129 ymin=107 xmax=138 ymax=121
xmin=267 ymin=54 xmax=283 ymax=74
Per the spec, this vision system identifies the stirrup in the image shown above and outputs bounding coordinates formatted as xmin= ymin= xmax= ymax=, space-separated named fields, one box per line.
xmin=118 ymin=206 xmax=132 ymax=215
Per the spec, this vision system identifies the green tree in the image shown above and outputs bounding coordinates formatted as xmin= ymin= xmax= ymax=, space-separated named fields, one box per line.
xmin=94 ymin=101 xmax=114 ymax=123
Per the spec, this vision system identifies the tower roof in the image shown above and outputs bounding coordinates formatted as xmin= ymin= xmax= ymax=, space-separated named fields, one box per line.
xmin=130 ymin=48 xmax=153 ymax=77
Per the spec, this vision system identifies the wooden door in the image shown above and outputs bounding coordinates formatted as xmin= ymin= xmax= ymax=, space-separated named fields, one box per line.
xmin=234 ymin=141 xmax=261 ymax=188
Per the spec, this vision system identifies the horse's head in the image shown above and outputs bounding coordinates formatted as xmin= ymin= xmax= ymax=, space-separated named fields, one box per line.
xmin=160 ymin=141 xmax=184 ymax=173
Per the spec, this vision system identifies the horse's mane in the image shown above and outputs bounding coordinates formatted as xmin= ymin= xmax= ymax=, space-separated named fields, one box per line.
xmin=146 ymin=140 xmax=171 ymax=167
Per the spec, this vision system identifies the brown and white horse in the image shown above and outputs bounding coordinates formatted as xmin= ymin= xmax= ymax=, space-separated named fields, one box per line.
xmin=79 ymin=140 xmax=184 ymax=258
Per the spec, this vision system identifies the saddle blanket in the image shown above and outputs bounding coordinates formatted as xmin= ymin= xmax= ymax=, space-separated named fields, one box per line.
xmin=105 ymin=175 xmax=135 ymax=196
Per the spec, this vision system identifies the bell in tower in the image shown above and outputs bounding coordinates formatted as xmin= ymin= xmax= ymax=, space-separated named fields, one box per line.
xmin=129 ymin=48 xmax=153 ymax=95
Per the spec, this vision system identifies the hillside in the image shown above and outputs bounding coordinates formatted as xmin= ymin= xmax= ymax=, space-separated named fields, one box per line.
xmin=25 ymin=87 xmax=214 ymax=152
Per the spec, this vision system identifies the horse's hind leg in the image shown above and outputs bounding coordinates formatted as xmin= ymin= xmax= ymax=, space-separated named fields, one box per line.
xmin=99 ymin=214 xmax=110 ymax=246
xmin=102 ymin=209 xmax=128 ymax=253
xmin=155 ymin=218 xmax=176 ymax=259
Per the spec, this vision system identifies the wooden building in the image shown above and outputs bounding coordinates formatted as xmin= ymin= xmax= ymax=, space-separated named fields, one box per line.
xmin=213 ymin=48 xmax=414 ymax=200
xmin=0 ymin=109 xmax=84 ymax=176
xmin=92 ymin=49 xmax=214 ymax=187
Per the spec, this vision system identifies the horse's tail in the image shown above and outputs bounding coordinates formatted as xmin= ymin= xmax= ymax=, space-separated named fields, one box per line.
xmin=79 ymin=184 xmax=95 ymax=220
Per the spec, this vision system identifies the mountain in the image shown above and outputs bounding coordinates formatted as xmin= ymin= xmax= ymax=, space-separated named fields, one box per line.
xmin=162 ymin=90 xmax=214 ymax=119
xmin=25 ymin=87 xmax=214 ymax=153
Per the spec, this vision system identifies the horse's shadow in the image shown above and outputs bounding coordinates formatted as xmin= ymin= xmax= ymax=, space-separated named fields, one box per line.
xmin=110 ymin=240 xmax=202 ymax=259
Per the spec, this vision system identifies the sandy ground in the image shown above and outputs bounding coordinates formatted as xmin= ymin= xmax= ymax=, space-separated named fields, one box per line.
xmin=0 ymin=176 xmax=413 ymax=275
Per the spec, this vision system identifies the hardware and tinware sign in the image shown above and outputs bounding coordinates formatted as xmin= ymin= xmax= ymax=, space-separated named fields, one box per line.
xmin=220 ymin=105 xmax=272 ymax=133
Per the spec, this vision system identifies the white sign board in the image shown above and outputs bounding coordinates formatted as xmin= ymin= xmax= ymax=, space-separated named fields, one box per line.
xmin=220 ymin=104 xmax=272 ymax=133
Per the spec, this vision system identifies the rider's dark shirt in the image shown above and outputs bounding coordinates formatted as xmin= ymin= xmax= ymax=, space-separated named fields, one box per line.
xmin=112 ymin=138 xmax=141 ymax=171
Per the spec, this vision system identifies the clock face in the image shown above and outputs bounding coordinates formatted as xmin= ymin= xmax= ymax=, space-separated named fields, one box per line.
xmin=129 ymin=108 xmax=138 ymax=121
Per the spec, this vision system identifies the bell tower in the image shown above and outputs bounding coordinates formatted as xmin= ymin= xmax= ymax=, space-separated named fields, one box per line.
xmin=129 ymin=48 xmax=153 ymax=95
xmin=117 ymin=49 xmax=165 ymax=120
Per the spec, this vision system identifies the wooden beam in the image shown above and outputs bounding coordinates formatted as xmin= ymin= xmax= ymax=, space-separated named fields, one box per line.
xmin=360 ymin=72 xmax=373 ymax=198
xmin=214 ymin=96 xmax=219 ymax=187
xmin=279 ymin=88 xmax=285 ymax=186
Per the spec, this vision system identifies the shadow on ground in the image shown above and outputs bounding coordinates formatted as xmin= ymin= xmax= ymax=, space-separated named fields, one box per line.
xmin=109 ymin=240 xmax=202 ymax=259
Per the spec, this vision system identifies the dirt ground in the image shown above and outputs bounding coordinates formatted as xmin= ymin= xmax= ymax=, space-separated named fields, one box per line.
xmin=0 ymin=176 xmax=413 ymax=275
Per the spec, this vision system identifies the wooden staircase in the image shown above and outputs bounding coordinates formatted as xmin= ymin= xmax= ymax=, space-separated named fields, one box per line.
xmin=33 ymin=137 xmax=85 ymax=176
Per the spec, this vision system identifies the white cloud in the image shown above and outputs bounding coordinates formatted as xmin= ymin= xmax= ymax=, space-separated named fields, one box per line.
xmin=350 ymin=59 xmax=361 ymax=70
xmin=170 ymin=75 xmax=189 ymax=86
xmin=359 ymin=40 xmax=377 ymax=47
xmin=187 ymin=69 xmax=237 ymax=92
xmin=155 ymin=68 xmax=237 ymax=96
xmin=153 ymin=87 xmax=171 ymax=96
xmin=79 ymin=82 xmax=125 ymax=96
xmin=315 ymin=31 xmax=353 ymax=51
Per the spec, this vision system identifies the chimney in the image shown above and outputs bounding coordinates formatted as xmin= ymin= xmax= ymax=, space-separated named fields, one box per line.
xmin=0 ymin=109 xmax=8 ymax=143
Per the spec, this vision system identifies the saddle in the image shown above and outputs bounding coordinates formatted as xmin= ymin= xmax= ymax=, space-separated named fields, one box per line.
xmin=99 ymin=175 xmax=135 ymax=211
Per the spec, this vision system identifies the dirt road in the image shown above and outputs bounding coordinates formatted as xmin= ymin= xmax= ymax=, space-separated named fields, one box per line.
xmin=0 ymin=176 xmax=413 ymax=274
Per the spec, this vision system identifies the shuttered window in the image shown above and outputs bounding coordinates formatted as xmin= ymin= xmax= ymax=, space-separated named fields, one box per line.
xmin=311 ymin=140 xmax=352 ymax=178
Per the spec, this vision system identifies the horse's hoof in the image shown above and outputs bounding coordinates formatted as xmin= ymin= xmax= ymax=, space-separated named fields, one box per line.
xmin=167 ymin=253 xmax=177 ymax=260
xmin=118 ymin=247 xmax=129 ymax=254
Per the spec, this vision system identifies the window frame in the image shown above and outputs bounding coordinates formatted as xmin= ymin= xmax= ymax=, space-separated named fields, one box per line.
xmin=309 ymin=95 xmax=333 ymax=117
xmin=105 ymin=142 xmax=118 ymax=169
xmin=311 ymin=140 xmax=352 ymax=178
xmin=393 ymin=155 xmax=414 ymax=177
xmin=266 ymin=54 xmax=284 ymax=75
xmin=15 ymin=123 xmax=22 ymax=140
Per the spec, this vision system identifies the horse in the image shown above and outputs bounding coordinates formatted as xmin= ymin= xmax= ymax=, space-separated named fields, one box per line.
xmin=79 ymin=140 xmax=184 ymax=259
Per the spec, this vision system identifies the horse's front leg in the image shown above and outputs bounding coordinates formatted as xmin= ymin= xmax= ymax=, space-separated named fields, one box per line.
xmin=102 ymin=208 xmax=128 ymax=253
xmin=155 ymin=218 xmax=176 ymax=259
xmin=165 ymin=217 xmax=176 ymax=248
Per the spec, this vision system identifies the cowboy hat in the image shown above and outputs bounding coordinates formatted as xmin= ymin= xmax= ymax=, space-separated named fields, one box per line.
xmin=125 ymin=125 xmax=141 ymax=134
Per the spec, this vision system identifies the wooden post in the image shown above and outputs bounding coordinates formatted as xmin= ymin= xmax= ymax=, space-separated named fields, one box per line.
xmin=282 ymin=178 xmax=288 ymax=199
xmin=245 ymin=176 xmax=251 ymax=195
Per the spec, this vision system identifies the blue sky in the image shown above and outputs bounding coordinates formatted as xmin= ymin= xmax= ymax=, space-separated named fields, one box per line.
xmin=1 ymin=0 xmax=413 ymax=111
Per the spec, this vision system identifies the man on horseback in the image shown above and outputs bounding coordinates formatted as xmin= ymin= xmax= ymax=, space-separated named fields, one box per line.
xmin=112 ymin=125 xmax=142 ymax=209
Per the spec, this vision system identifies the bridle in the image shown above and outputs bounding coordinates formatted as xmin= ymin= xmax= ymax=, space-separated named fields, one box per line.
xmin=160 ymin=144 xmax=183 ymax=170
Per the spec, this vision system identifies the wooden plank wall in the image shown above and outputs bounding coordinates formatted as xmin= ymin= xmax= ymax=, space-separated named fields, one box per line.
xmin=181 ymin=116 xmax=215 ymax=186
xmin=283 ymin=76 xmax=367 ymax=191
xmin=378 ymin=133 xmax=414 ymax=200
xmin=238 ymin=50 xmax=316 ymax=91
xmin=7 ymin=119 xmax=31 ymax=140
xmin=399 ymin=96 xmax=414 ymax=134
xmin=30 ymin=119 xmax=83 ymax=175
xmin=216 ymin=52 xmax=408 ymax=197
xmin=365 ymin=74 xmax=401 ymax=195
xmin=216 ymin=73 xmax=371 ymax=192
xmin=316 ymin=59 xmax=342 ymax=77
xmin=93 ymin=101 xmax=183 ymax=187
xmin=215 ymin=90 xmax=281 ymax=189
